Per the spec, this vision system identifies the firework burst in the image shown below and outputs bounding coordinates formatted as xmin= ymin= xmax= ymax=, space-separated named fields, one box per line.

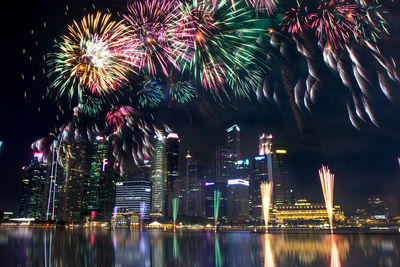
xmin=319 ymin=165 xmax=335 ymax=233
xmin=48 ymin=12 xmax=136 ymax=102
xmin=137 ymin=80 xmax=166 ymax=108
xmin=106 ymin=105 xmax=134 ymax=131
xmin=124 ymin=0 xmax=186 ymax=76
xmin=169 ymin=81 xmax=196 ymax=103
xmin=178 ymin=0 xmax=267 ymax=95
xmin=79 ymin=93 xmax=103 ymax=117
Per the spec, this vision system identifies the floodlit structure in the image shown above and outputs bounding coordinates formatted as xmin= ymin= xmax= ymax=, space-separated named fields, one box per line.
xmin=260 ymin=181 xmax=273 ymax=232
xmin=319 ymin=165 xmax=335 ymax=233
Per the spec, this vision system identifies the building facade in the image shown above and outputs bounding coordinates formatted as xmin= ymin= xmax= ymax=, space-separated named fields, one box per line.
xmin=227 ymin=179 xmax=249 ymax=223
xmin=150 ymin=132 xmax=167 ymax=217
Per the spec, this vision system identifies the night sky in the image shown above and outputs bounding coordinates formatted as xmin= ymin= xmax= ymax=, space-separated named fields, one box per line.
xmin=1 ymin=0 xmax=400 ymax=214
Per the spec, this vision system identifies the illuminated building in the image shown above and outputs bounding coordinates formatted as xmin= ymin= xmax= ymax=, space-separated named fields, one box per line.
xmin=259 ymin=133 xmax=273 ymax=156
xmin=226 ymin=124 xmax=240 ymax=158
xmin=216 ymin=147 xmax=236 ymax=183
xmin=111 ymin=207 xmax=139 ymax=228
xmin=367 ymin=196 xmax=386 ymax=220
xmin=250 ymin=155 xmax=270 ymax=223
xmin=185 ymin=151 xmax=203 ymax=217
xmin=272 ymin=148 xmax=291 ymax=205
xmin=227 ymin=179 xmax=249 ymax=223
xmin=114 ymin=180 xmax=152 ymax=219
xmin=150 ymin=131 xmax=167 ymax=217
xmin=165 ymin=133 xmax=180 ymax=218
xmin=61 ymin=142 xmax=89 ymax=223
xmin=383 ymin=195 xmax=399 ymax=218
xmin=18 ymin=152 xmax=48 ymax=219
xmin=271 ymin=199 xmax=345 ymax=223
xmin=235 ymin=159 xmax=251 ymax=180
xmin=81 ymin=136 xmax=115 ymax=221
xmin=204 ymin=181 xmax=227 ymax=222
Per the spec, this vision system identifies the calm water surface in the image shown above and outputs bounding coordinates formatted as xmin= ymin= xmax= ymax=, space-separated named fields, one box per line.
xmin=0 ymin=227 xmax=399 ymax=267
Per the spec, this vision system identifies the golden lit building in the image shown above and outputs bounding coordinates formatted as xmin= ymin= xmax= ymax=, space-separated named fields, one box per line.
xmin=272 ymin=199 xmax=345 ymax=223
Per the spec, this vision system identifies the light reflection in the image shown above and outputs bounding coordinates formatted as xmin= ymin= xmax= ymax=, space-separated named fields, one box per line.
xmin=330 ymin=235 xmax=341 ymax=267
xmin=264 ymin=234 xmax=276 ymax=267
xmin=215 ymin=234 xmax=222 ymax=267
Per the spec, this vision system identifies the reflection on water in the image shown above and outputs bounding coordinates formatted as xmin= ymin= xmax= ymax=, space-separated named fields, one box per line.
xmin=0 ymin=228 xmax=400 ymax=267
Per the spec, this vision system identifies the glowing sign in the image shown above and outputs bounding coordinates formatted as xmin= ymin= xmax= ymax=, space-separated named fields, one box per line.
xmin=236 ymin=159 xmax=249 ymax=166
xmin=276 ymin=149 xmax=287 ymax=154
xmin=205 ymin=182 xmax=215 ymax=186
xmin=255 ymin=156 xmax=266 ymax=161
xmin=34 ymin=152 xmax=44 ymax=160
xmin=96 ymin=136 xmax=104 ymax=141
xmin=116 ymin=182 xmax=123 ymax=186
xmin=145 ymin=188 xmax=151 ymax=192
xmin=228 ymin=179 xmax=249 ymax=186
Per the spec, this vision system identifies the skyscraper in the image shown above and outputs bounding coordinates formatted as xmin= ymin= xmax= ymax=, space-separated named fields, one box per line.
xmin=150 ymin=131 xmax=167 ymax=217
xmin=226 ymin=124 xmax=240 ymax=158
xmin=227 ymin=179 xmax=249 ymax=223
xmin=216 ymin=147 xmax=236 ymax=183
xmin=114 ymin=180 xmax=152 ymax=219
xmin=272 ymin=148 xmax=290 ymax=205
xmin=18 ymin=152 xmax=48 ymax=219
xmin=165 ymin=133 xmax=180 ymax=218
xmin=250 ymin=155 xmax=270 ymax=223
xmin=185 ymin=151 xmax=203 ymax=217
xmin=61 ymin=142 xmax=89 ymax=223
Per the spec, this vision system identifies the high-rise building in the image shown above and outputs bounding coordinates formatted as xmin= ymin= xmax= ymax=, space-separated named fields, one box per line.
xmin=272 ymin=148 xmax=291 ymax=205
xmin=150 ymin=131 xmax=167 ymax=217
xmin=82 ymin=136 xmax=115 ymax=221
xmin=250 ymin=155 xmax=270 ymax=223
xmin=383 ymin=195 xmax=399 ymax=218
xmin=235 ymin=159 xmax=251 ymax=180
xmin=18 ymin=152 xmax=48 ymax=219
xmin=226 ymin=124 xmax=240 ymax=158
xmin=165 ymin=133 xmax=180 ymax=218
xmin=204 ymin=181 xmax=227 ymax=222
xmin=258 ymin=133 xmax=273 ymax=156
xmin=216 ymin=147 xmax=236 ymax=183
xmin=227 ymin=179 xmax=249 ymax=223
xmin=185 ymin=151 xmax=203 ymax=217
xmin=60 ymin=142 xmax=89 ymax=223
xmin=367 ymin=196 xmax=386 ymax=220
xmin=114 ymin=180 xmax=152 ymax=219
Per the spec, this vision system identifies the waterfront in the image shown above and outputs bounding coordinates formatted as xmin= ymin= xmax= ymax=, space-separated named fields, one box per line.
xmin=0 ymin=228 xmax=399 ymax=267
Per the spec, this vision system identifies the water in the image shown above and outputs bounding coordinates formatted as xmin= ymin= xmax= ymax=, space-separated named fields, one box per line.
xmin=1 ymin=227 xmax=399 ymax=267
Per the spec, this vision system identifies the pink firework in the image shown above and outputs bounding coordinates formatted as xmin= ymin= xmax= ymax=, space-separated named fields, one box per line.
xmin=281 ymin=4 xmax=313 ymax=34
xmin=244 ymin=0 xmax=278 ymax=15
xmin=310 ymin=0 xmax=357 ymax=49
xmin=106 ymin=105 xmax=134 ymax=131
xmin=124 ymin=0 xmax=186 ymax=76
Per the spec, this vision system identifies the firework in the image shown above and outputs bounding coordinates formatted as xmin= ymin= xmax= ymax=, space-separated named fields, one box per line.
xmin=260 ymin=181 xmax=273 ymax=232
xmin=319 ymin=165 xmax=335 ymax=233
xmin=124 ymin=0 xmax=186 ymax=76
xmin=79 ymin=93 xmax=102 ymax=117
xmin=169 ymin=81 xmax=196 ymax=103
xmin=178 ymin=0 xmax=266 ymax=95
xmin=137 ymin=80 xmax=166 ymax=108
xmin=245 ymin=0 xmax=278 ymax=15
xmin=311 ymin=0 xmax=358 ymax=50
xmin=281 ymin=2 xmax=312 ymax=34
xmin=214 ymin=189 xmax=221 ymax=232
xmin=48 ymin=12 xmax=136 ymax=102
xmin=106 ymin=105 xmax=134 ymax=131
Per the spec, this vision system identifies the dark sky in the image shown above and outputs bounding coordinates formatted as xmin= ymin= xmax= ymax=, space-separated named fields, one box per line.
xmin=1 ymin=0 xmax=400 ymax=214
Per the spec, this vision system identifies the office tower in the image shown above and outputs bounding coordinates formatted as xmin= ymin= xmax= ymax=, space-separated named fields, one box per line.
xmin=382 ymin=195 xmax=399 ymax=218
xmin=258 ymin=133 xmax=273 ymax=156
xmin=172 ymin=176 xmax=186 ymax=216
xmin=226 ymin=124 xmax=240 ymax=157
xmin=165 ymin=133 xmax=180 ymax=218
xmin=367 ymin=196 xmax=386 ymax=220
xmin=272 ymin=148 xmax=291 ymax=205
xmin=114 ymin=180 xmax=152 ymax=219
xmin=216 ymin=147 xmax=236 ymax=182
xmin=185 ymin=151 xmax=203 ymax=217
xmin=203 ymin=181 xmax=227 ymax=221
xmin=150 ymin=131 xmax=167 ymax=217
xmin=235 ymin=159 xmax=251 ymax=180
xmin=227 ymin=179 xmax=249 ymax=223
xmin=250 ymin=155 xmax=270 ymax=223
xmin=18 ymin=152 xmax=48 ymax=219
xmin=61 ymin=142 xmax=89 ymax=223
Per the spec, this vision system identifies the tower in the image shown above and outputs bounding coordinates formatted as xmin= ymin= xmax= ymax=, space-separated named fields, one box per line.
xmin=165 ymin=133 xmax=180 ymax=218
xmin=185 ymin=151 xmax=203 ymax=217
xmin=150 ymin=131 xmax=167 ymax=217
xmin=226 ymin=124 xmax=240 ymax=158
xmin=272 ymin=148 xmax=290 ymax=205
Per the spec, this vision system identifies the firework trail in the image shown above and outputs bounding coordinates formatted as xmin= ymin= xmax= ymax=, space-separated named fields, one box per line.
xmin=214 ymin=189 xmax=221 ymax=232
xmin=319 ymin=165 xmax=335 ymax=233
xmin=106 ymin=105 xmax=135 ymax=131
xmin=260 ymin=181 xmax=273 ymax=232
xmin=48 ymin=12 xmax=136 ymax=103
xmin=172 ymin=197 xmax=179 ymax=231
xmin=124 ymin=0 xmax=186 ymax=76
xmin=137 ymin=80 xmax=166 ymax=108
xmin=169 ymin=81 xmax=196 ymax=103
